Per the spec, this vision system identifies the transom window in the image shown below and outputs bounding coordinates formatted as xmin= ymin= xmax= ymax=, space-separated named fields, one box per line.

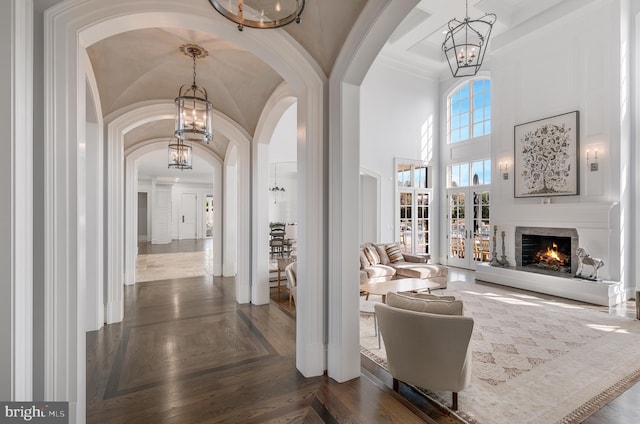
xmin=447 ymin=160 xmax=491 ymax=188
xmin=449 ymin=79 xmax=491 ymax=143
xmin=397 ymin=163 xmax=428 ymax=188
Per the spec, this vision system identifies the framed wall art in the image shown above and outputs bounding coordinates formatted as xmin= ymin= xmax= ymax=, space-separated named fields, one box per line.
xmin=514 ymin=110 xmax=579 ymax=198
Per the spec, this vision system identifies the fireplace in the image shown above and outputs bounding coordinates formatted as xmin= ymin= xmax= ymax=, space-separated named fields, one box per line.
xmin=515 ymin=227 xmax=579 ymax=277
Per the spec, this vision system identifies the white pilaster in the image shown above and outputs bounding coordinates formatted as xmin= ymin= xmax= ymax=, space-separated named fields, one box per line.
xmin=1 ymin=0 xmax=34 ymax=401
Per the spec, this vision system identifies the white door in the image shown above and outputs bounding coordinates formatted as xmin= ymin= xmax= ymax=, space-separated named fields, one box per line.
xmin=447 ymin=187 xmax=491 ymax=269
xmin=179 ymin=193 xmax=197 ymax=239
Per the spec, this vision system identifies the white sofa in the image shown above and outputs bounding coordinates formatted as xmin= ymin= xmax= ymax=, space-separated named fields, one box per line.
xmin=360 ymin=242 xmax=448 ymax=289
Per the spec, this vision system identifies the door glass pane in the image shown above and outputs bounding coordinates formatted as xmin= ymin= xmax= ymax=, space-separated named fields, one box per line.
xmin=449 ymin=192 xmax=465 ymax=259
xmin=399 ymin=192 xmax=412 ymax=253
xmin=472 ymin=190 xmax=490 ymax=263
xmin=416 ymin=193 xmax=430 ymax=254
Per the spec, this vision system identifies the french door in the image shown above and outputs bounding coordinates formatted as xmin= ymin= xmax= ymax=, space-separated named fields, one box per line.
xmin=399 ymin=190 xmax=430 ymax=254
xmin=447 ymin=187 xmax=491 ymax=269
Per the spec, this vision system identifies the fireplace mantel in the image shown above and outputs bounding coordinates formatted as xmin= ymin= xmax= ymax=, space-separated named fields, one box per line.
xmin=492 ymin=201 xmax=620 ymax=282
xmin=476 ymin=263 xmax=625 ymax=307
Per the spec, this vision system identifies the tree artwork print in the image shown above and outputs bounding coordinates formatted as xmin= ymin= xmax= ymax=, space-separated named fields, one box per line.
xmin=514 ymin=111 xmax=579 ymax=198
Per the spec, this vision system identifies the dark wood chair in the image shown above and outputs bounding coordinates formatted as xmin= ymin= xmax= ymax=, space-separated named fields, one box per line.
xmin=269 ymin=223 xmax=286 ymax=258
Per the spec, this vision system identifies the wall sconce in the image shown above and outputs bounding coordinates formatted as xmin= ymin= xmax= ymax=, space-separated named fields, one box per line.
xmin=586 ymin=148 xmax=598 ymax=172
xmin=499 ymin=161 xmax=510 ymax=180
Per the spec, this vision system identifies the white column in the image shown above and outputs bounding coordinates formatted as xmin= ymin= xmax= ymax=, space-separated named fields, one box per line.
xmin=327 ymin=82 xmax=361 ymax=381
xmin=223 ymin=147 xmax=238 ymax=278
xmin=236 ymin=139 xmax=251 ymax=303
xmin=213 ymin=165 xmax=223 ymax=275
xmin=85 ymin=121 xmax=104 ymax=331
xmin=325 ymin=0 xmax=419 ymax=382
xmin=295 ymin=89 xmax=326 ymax=377
xmin=106 ymin=123 xmax=124 ymax=322
xmin=124 ymin=157 xmax=138 ymax=285
xmin=251 ymin=142 xmax=271 ymax=305
xmin=0 ymin=0 xmax=34 ymax=400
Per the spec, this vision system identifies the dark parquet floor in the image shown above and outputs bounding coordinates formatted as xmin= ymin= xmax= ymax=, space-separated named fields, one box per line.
xmin=87 ymin=271 xmax=439 ymax=423
xmin=87 ymin=243 xmax=640 ymax=423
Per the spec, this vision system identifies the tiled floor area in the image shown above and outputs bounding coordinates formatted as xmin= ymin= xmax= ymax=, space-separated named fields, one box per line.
xmin=135 ymin=239 xmax=214 ymax=282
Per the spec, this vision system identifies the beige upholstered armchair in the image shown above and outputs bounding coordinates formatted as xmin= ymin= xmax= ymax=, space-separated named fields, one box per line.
xmin=284 ymin=262 xmax=297 ymax=307
xmin=375 ymin=293 xmax=474 ymax=410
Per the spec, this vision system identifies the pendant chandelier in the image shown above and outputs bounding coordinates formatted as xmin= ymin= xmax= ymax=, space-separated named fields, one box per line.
xmin=442 ymin=0 xmax=496 ymax=78
xmin=208 ymin=0 xmax=304 ymax=31
xmin=270 ymin=163 xmax=285 ymax=203
xmin=168 ymin=138 xmax=193 ymax=170
xmin=175 ymin=44 xmax=213 ymax=143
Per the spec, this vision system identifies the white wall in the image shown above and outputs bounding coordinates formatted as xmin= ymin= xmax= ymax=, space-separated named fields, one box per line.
xmin=452 ymin=0 xmax=629 ymax=287
xmin=171 ymin=183 xmax=214 ymax=240
xmin=138 ymin=181 xmax=214 ymax=242
xmin=360 ymin=61 xmax=439 ymax=242
xmin=268 ymin=163 xmax=297 ymax=223
xmin=151 ymin=184 xmax=172 ymax=244
xmin=269 ymin=103 xmax=298 ymax=224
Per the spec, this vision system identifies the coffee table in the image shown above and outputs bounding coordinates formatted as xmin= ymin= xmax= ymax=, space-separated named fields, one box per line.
xmin=360 ymin=278 xmax=441 ymax=303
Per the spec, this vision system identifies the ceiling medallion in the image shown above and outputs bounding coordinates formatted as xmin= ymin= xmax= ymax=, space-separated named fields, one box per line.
xmin=208 ymin=0 xmax=305 ymax=31
xmin=442 ymin=0 xmax=496 ymax=78
xmin=174 ymin=44 xmax=213 ymax=144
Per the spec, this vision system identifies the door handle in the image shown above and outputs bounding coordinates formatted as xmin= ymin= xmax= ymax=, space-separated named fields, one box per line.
xmin=182 ymin=215 xmax=184 ymax=223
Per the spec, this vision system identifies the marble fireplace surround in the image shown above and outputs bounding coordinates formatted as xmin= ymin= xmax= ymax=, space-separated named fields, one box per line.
xmin=477 ymin=202 xmax=627 ymax=307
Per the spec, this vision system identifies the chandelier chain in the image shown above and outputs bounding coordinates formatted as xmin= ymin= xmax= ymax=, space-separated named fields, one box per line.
xmin=192 ymin=54 xmax=197 ymax=87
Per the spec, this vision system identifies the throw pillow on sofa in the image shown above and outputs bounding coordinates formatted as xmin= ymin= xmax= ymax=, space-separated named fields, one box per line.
xmin=386 ymin=292 xmax=463 ymax=316
xmin=364 ymin=246 xmax=381 ymax=265
xmin=385 ymin=244 xmax=404 ymax=263
xmin=359 ymin=248 xmax=370 ymax=269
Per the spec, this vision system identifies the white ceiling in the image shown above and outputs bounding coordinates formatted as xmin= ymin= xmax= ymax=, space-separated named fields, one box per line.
xmin=379 ymin=0 xmax=568 ymax=77
xmin=86 ymin=0 xmax=575 ymax=183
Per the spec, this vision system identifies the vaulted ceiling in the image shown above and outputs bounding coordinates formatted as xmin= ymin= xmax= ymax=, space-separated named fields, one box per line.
xmin=85 ymin=0 xmax=571 ymax=182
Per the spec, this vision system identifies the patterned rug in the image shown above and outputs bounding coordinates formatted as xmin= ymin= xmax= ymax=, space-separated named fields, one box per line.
xmin=360 ymin=281 xmax=640 ymax=424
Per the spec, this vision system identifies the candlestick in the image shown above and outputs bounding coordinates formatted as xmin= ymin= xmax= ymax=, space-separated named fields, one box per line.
xmin=490 ymin=225 xmax=499 ymax=266
xmin=499 ymin=230 xmax=509 ymax=267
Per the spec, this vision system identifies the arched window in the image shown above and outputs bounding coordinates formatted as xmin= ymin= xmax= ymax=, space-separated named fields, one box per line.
xmin=448 ymin=78 xmax=491 ymax=143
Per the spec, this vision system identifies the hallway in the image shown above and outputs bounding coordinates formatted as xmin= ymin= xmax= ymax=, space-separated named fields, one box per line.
xmin=86 ymin=242 xmax=431 ymax=423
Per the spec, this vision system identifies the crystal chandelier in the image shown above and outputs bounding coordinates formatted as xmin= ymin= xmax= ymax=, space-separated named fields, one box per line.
xmin=168 ymin=138 xmax=193 ymax=170
xmin=442 ymin=0 xmax=496 ymax=78
xmin=175 ymin=44 xmax=213 ymax=143
xmin=208 ymin=0 xmax=304 ymax=31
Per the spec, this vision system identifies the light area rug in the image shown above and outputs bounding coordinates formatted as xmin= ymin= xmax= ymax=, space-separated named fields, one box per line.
xmin=136 ymin=251 xmax=214 ymax=282
xmin=360 ymin=281 xmax=640 ymax=424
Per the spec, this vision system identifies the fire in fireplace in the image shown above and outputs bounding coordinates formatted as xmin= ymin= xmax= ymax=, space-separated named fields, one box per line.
xmin=530 ymin=240 xmax=571 ymax=273
xmin=515 ymin=227 xmax=579 ymax=277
